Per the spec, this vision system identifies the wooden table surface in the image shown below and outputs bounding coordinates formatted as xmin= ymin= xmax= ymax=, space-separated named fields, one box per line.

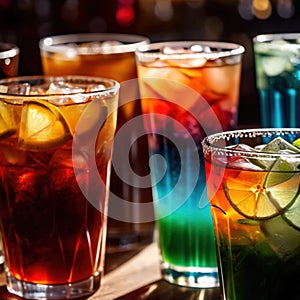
xmin=0 ymin=243 xmax=162 ymax=300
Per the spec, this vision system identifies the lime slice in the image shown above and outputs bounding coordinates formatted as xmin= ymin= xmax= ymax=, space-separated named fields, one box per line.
xmin=19 ymin=100 xmax=72 ymax=150
xmin=224 ymin=169 xmax=299 ymax=220
xmin=0 ymin=101 xmax=17 ymax=138
xmin=292 ymin=138 xmax=300 ymax=149
xmin=283 ymin=195 xmax=300 ymax=230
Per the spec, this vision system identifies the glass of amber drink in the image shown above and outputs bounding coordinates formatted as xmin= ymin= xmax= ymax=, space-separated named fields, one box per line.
xmin=0 ymin=75 xmax=119 ymax=299
xmin=39 ymin=33 xmax=154 ymax=254
xmin=135 ymin=41 xmax=244 ymax=287
xmin=202 ymin=128 xmax=300 ymax=300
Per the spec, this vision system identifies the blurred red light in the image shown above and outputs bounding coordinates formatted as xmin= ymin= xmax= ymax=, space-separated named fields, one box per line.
xmin=116 ymin=6 xmax=135 ymax=26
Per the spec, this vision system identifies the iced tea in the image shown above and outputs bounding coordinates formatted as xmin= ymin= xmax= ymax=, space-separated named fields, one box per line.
xmin=0 ymin=76 xmax=119 ymax=299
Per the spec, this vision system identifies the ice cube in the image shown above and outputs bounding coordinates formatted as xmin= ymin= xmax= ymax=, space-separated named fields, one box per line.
xmin=190 ymin=44 xmax=212 ymax=53
xmin=162 ymin=44 xmax=211 ymax=55
xmin=228 ymin=143 xmax=256 ymax=152
xmin=64 ymin=46 xmax=79 ymax=58
xmin=86 ymin=84 xmax=107 ymax=92
xmin=227 ymin=158 xmax=263 ymax=171
xmin=162 ymin=45 xmax=207 ymax=67
xmin=101 ymin=40 xmax=123 ymax=48
xmin=202 ymin=63 xmax=241 ymax=96
xmin=8 ymin=83 xmax=30 ymax=95
xmin=162 ymin=46 xmax=191 ymax=55
xmin=262 ymin=55 xmax=289 ymax=76
xmin=47 ymin=82 xmax=85 ymax=95
xmin=79 ymin=40 xmax=124 ymax=54
xmin=45 ymin=82 xmax=86 ymax=105
xmin=224 ymin=144 xmax=264 ymax=170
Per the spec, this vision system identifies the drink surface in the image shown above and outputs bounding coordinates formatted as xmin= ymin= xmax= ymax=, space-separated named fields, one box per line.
xmin=41 ymin=44 xmax=137 ymax=81
xmin=0 ymin=78 xmax=118 ymax=285
xmin=136 ymin=43 xmax=243 ymax=280
xmin=254 ymin=38 xmax=300 ymax=127
xmin=204 ymin=133 xmax=300 ymax=300
xmin=41 ymin=38 xmax=154 ymax=252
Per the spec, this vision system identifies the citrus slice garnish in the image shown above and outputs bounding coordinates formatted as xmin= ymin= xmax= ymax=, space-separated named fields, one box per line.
xmin=292 ymin=138 xmax=300 ymax=149
xmin=224 ymin=168 xmax=300 ymax=220
xmin=283 ymin=195 xmax=300 ymax=230
xmin=19 ymin=100 xmax=72 ymax=150
xmin=0 ymin=101 xmax=17 ymax=138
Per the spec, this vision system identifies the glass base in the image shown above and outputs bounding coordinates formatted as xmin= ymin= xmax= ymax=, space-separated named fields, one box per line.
xmin=5 ymin=270 xmax=101 ymax=299
xmin=161 ymin=262 xmax=219 ymax=288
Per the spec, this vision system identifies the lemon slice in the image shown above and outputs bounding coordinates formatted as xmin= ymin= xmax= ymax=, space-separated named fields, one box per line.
xmin=0 ymin=101 xmax=17 ymax=138
xmin=19 ymin=100 xmax=72 ymax=150
xmin=224 ymin=169 xmax=299 ymax=220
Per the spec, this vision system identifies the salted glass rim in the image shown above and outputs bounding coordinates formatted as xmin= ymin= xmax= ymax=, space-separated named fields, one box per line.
xmin=202 ymin=128 xmax=300 ymax=159
xmin=39 ymin=33 xmax=150 ymax=54
xmin=135 ymin=40 xmax=245 ymax=61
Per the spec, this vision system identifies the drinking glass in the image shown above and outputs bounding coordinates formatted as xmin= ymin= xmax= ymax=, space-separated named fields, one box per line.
xmin=39 ymin=33 xmax=155 ymax=254
xmin=202 ymin=128 xmax=300 ymax=300
xmin=0 ymin=42 xmax=19 ymax=270
xmin=0 ymin=42 xmax=19 ymax=78
xmin=253 ymin=33 xmax=300 ymax=128
xmin=0 ymin=75 xmax=119 ymax=299
xmin=135 ymin=41 xmax=244 ymax=287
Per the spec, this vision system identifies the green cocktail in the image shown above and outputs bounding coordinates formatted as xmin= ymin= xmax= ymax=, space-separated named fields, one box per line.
xmin=203 ymin=129 xmax=300 ymax=300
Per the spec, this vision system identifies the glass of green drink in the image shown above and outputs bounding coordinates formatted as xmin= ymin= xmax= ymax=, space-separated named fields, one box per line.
xmin=202 ymin=128 xmax=300 ymax=300
xmin=135 ymin=41 xmax=244 ymax=288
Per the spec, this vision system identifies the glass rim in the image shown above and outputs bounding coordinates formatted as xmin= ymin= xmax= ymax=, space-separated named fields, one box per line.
xmin=0 ymin=42 xmax=19 ymax=59
xmin=0 ymin=75 xmax=120 ymax=99
xmin=135 ymin=40 xmax=245 ymax=61
xmin=253 ymin=32 xmax=300 ymax=43
xmin=202 ymin=128 xmax=300 ymax=159
xmin=39 ymin=33 xmax=150 ymax=54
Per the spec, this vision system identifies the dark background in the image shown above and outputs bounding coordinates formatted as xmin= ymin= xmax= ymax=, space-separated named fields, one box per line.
xmin=0 ymin=0 xmax=300 ymax=127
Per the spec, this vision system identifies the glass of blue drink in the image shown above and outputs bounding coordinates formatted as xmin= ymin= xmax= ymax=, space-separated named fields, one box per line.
xmin=135 ymin=41 xmax=244 ymax=288
xmin=253 ymin=33 xmax=300 ymax=128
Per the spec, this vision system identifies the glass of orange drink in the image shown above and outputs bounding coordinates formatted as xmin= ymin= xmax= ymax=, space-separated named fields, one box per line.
xmin=203 ymin=128 xmax=300 ymax=300
xmin=39 ymin=33 xmax=154 ymax=254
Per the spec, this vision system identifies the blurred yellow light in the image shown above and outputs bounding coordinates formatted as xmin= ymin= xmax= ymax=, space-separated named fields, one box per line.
xmin=253 ymin=0 xmax=272 ymax=19
xmin=253 ymin=0 xmax=269 ymax=11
